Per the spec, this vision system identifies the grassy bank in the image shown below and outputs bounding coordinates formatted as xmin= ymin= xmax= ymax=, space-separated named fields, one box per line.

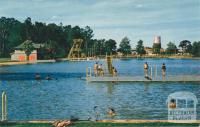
xmin=0 ymin=122 xmax=199 ymax=127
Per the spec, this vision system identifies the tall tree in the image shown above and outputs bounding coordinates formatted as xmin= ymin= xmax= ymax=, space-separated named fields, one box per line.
xmin=191 ymin=41 xmax=200 ymax=57
xmin=166 ymin=42 xmax=177 ymax=54
xmin=105 ymin=39 xmax=117 ymax=55
xmin=136 ymin=40 xmax=146 ymax=56
xmin=179 ymin=40 xmax=192 ymax=54
xmin=21 ymin=40 xmax=34 ymax=61
xmin=0 ymin=17 xmax=21 ymax=57
xmin=118 ymin=37 xmax=132 ymax=55
xmin=95 ymin=39 xmax=105 ymax=56
xmin=24 ymin=17 xmax=33 ymax=40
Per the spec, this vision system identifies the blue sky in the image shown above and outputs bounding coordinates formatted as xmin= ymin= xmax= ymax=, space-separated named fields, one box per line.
xmin=0 ymin=0 xmax=200 ymax=48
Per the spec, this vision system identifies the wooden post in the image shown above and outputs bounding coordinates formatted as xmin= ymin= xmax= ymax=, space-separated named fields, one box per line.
xmin=154 ymin=65 xmax=157 ymax=80
xmin=2 ymin=91 xmax=7 ymax=121
xmin=86 ymin=67 xmax=88 ymax=78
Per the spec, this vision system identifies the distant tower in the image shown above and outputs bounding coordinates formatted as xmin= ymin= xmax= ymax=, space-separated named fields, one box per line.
xmin=154 ymin=36 xmax=161 ymax=44
xmin=152 ymin=36 xmax=161 ymax=54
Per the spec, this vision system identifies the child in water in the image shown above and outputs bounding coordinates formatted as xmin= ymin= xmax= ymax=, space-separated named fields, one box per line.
xmin=107 ymin=107 xmax=116 ymax=117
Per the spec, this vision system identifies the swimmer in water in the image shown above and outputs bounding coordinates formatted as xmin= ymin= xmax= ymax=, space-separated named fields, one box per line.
xmin=35 ymin=73 xmax=41 ymax=80
xmin=45 ymin=75 xmax=52 ymax=80
xmin=107 ymin=107 xmax=116 ymax=116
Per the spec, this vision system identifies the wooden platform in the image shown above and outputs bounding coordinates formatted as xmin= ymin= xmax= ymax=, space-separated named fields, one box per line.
xmin=86 ymin=75 xmax=200 ymax=82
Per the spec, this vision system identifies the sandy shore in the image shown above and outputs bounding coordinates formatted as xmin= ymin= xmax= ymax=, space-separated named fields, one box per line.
xmin=0 ymin=60 xmax=56 ymax=66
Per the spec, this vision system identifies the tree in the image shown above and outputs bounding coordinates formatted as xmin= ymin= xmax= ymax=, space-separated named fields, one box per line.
xmin=0 ymin=16 xmax=121 ymax=59
xmin=24 ymin=17 xmax=33 ymax=40
xmin=191 ymin=41 xmax=200 ymax=57
xmin=95 ymin=39 xmax=105 ymax=56
xmin=166 ymin=42 xmax=177 ymax=54
xmin=136 ymin=40 xmax=146 ymax=56
xmin=21 ymin=40 xmax=34 ymax=61
xmin=105 ymin=39 xmax=117 ymax=55
xmin=118 ymin=37 xmax=132 ymax=56
xmin=179 ymin=40 xmax=192 ymax=54
xmin=152 ymin=43 xmax=161 ymax=54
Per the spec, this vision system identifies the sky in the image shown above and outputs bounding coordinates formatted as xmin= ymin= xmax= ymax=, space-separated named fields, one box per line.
xmin=0 ymin=0 xmax=200 ymax=48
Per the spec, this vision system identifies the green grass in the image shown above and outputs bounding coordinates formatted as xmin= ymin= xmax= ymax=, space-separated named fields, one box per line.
xmin=0 ymin=122 xmax=199 ymax=127
xmin=0 ymin=123 xmax=51 ymax=127
xmin=0 ymin=58 xmax=13 ymax=63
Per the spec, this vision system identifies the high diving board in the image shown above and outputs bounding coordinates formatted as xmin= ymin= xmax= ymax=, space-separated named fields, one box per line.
xmin=86 ymin=75 xmax=200 ymax=82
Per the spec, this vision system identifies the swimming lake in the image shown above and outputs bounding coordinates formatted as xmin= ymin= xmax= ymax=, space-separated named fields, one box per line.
xmin=0 ymin=58 xmax=200 ymax=120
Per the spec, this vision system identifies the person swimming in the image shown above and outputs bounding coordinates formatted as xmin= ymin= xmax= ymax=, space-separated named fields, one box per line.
xmin=35 ymin=73 xmax=41 ymax=80
xmin=169 ymin=99 xmax=176 ymax=109
xmin=45 ymin=75 xmax=52 ymax=80
xmin=107 ymin=107 xmax=116 ymax=116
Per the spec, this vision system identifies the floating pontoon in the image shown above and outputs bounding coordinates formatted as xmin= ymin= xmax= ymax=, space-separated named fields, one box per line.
xmin=85 ymin=56 xmax=200 ymax=83
xmin=86 ymin=75 xmax=200 ymax=82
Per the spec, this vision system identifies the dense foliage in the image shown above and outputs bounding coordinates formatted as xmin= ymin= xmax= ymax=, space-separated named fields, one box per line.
xmin=179 ymin=40 xmax=192 ymax=53
xmin=0 ymin=17 xmax=116 ymax=58
xmin=191 ymin=41 xmax=200 ymax=57
xmin=166 ymin=42 xmax=177 ymax=54
xmin=0 ymin=17 xmax=200 ymax=58
xmin=136 ymin=40 xmax=146 ymax=56
xmin=118 ymin=37 xmax=132 ymax=55
xmin=20 ymin=40 xmax=35 ymax=60
xmin=152 ymin=43 xmax=161 ymax=54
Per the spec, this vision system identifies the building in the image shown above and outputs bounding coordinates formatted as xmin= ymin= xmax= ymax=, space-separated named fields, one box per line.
xmin=144 ymin=47 xmax=153 ymax=55
xmin=11 ymin=41 xmax=44 ymax=61
xmin=131 ymin=48 xmax=137 ymax=55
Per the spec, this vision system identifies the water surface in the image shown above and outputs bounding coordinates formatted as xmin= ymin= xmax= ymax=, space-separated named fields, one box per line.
xmin=0 ymin=58 xmax=200 ymax=120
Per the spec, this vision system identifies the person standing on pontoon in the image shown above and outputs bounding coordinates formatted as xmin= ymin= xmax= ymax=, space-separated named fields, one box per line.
xmin=94 ymin=62 xmax=98 ymax=77
xmin=112 ymin=67 xmax=117 ymax=76
xmin=99 ymin=64 xmax=104 ymax=76
xmin=144 ymin=62 xmax=149 ymax=77
xmin=162 ymin=63 xmax=166 ymax=78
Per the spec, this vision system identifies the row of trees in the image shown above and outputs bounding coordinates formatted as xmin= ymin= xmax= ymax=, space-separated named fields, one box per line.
xmin=0 ymin=17 xmax=118 ymax=58
xmin=117 ymin=38 xmax=200 ymax=57
xmin=0 ymin=17 xmax=96 ymax=58
xmin=0 ymin=17 xmax=200 ymax=58
xmin=166 ymin=40 xmax=200 ymax=57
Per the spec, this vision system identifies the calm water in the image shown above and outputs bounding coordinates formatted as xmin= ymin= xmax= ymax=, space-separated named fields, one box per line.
xmin=0 ymin=58 xmax=200 ymax=120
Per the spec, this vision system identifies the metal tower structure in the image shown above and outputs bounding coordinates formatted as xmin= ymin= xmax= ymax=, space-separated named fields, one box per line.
xmin=68 ymin=39 xmax=85 ymax=60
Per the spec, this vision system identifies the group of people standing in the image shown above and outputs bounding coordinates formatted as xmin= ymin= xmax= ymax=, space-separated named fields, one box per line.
xmin=94 ymin=62 xmax=118 ymax=77
xmin=144 ymin=62 xmax=166 ymax=77
xmin=94 ymin=62 xmax=104 ymax=76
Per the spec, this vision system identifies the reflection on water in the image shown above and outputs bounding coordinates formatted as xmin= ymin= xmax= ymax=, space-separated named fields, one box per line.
xmin=0 ymin=59 xmax=200 ymax=120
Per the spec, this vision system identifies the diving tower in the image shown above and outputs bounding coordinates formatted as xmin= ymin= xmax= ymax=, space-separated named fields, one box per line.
xmin=68 ymin=39 xmax=86 ymax=61
xmin=106 ymin=56 xmax=113 ymax=75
